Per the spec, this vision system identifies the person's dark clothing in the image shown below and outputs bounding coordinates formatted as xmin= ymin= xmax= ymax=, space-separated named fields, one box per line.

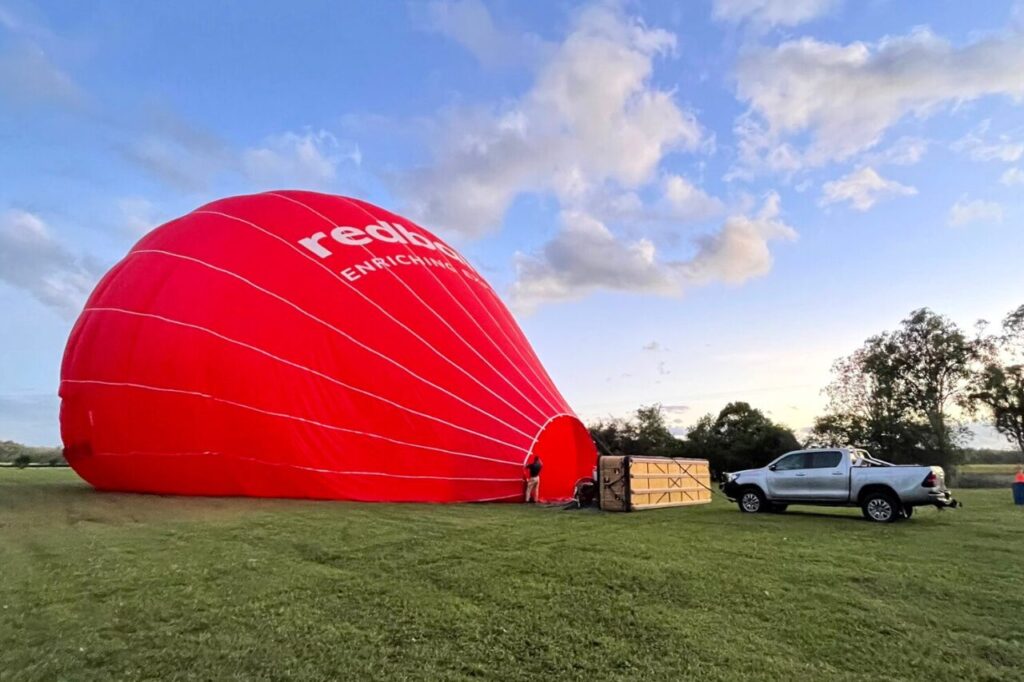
xmin=527 ymin=458 xmax=542 ymax=478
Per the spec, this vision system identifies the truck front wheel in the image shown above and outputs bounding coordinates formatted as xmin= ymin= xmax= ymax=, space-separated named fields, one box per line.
xmin=861 ymin=491 xmax=900 ymax=523
xmin=738 ymin=488 xmax=766 ymax=513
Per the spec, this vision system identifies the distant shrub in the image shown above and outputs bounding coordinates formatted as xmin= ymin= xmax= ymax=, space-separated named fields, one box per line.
xmin=960 ymin=448 xmax=1022 ymax=464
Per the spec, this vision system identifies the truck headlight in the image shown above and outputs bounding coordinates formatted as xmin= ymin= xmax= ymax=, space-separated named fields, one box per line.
xmin=725 ymin=472 xmax=738 ymax=483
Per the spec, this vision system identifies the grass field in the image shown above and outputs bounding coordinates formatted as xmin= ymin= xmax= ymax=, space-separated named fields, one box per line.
xmin=960 ymin=463 xmax=1022 ymax=474
xmin=955 ymin=463 xmax=1023 ymax=489
xmin=2 ymin=470 xmax=1023 ymax=681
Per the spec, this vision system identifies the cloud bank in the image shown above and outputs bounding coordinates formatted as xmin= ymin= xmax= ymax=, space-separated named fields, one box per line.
xmin=404 ymin=4 xmax=796 ymax=311
xmin=511 ymin=193 xmax=796 ymax=311
xmin=734 ymin=26 xmax=1024 ymax=173
xmin=401 ymin=3 xmax=704 ymax=236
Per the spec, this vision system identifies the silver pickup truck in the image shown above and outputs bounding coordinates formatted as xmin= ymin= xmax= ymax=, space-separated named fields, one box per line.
xmin=720 ymin=448 xmax=958 ymax=522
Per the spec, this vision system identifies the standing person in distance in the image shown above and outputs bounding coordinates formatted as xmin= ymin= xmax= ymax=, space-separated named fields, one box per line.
xmin=524 ymin=455 xmax=542 ymax=503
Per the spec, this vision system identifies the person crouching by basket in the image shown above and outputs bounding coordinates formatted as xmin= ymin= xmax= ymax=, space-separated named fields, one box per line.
xmin=524 ymin=455 xmax=542 ymax=503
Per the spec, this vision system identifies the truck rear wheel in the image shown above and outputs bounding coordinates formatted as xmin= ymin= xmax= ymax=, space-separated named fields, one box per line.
xmin=738 ymin=488 xmax=765 ymax=513
xmin=861 ymin=491 xmax=899 ymax=523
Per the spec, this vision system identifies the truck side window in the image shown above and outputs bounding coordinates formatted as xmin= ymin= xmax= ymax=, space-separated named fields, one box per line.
xmin=810 ymin=451 xmax=842 ymax=468
xmin=775 ymin=453 xmax=809 ymax=470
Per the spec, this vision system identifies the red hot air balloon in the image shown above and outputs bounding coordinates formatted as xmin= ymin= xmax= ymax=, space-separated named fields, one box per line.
xmin=59 ymin=191 xmax=597 ymax=503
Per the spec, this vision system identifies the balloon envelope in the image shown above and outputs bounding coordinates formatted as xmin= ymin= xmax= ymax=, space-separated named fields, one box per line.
xmin=60 ymin=191 xmax=596 ymax=502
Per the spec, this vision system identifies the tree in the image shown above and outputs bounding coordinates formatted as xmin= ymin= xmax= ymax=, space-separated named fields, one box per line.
xmin=972 ymin=304 xmax=1024 ymax=454
xmin=588 ymin=404 xmax=684 ymax=458
xmin=808 ymin=346 xmax=934 ymax=459
xmin=0 ymin=440 xmax=66 ymax=466
xmin=810 ymin=308 xmax=982 ymax=468
xmin=13 ymin=454 xmax=31 ymax=469
xmin=889 ymin=309 xmax=981 ymax=461
xmin=680 ymin=402 xmax=800 ymax=476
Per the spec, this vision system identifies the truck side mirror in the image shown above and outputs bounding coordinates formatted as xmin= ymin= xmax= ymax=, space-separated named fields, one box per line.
xmin=768 ymin=464 xmax=777 ymax=471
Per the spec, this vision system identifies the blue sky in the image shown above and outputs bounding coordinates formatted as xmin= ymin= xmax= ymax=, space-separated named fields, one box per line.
xmin=2 ymin=0 xmax=1022 ymax=446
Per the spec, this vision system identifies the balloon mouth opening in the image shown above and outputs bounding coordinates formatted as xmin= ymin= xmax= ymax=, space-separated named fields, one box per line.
xmin=528 ymin=414 xmax=597 ymax=503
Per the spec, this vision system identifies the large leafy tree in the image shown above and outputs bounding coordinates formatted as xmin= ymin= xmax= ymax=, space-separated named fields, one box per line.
xmin=972 ymin=304 xmax=1024 ymax=454
xmin=679 ymin=402 xmax=800 ymax=476
xmin=588 ymin=404 xmax=685 ymax=459
xmin=809 ymin=308 xmax=982 ymax=467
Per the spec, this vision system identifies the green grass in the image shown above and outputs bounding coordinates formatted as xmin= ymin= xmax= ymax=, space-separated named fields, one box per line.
xmin=2 ymin=470 xmax=1023 ymax=681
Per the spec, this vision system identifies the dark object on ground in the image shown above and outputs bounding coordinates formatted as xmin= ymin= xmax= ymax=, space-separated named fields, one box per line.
xmin=563 ymin=478 xmax=597 ymax=509
xmin=1013 ymin=482 xmax=1024 ymax=505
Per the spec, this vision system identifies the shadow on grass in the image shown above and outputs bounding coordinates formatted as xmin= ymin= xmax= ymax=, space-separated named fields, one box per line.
xmin=772 ymin=508 xmax=868 ymax=522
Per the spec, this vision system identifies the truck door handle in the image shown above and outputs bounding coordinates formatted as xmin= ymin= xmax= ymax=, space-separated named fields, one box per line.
xmin=831 ymin=472 xmax=844 ymax=476
xmin=795 ymin=473 xmax=806 ymax=477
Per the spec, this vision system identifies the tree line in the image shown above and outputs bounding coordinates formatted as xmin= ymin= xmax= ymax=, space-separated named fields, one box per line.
xmin=589 ymin=304 xmax=1024 ymax=475
xmin=0 ymin=440 xmax=66 ymax=467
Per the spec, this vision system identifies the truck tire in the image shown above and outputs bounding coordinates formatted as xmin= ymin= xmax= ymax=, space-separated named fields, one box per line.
xmin=861 ymin=490 xmax=900 ymax=523
xmin=738 ymin=488 xmax=765 ymax=514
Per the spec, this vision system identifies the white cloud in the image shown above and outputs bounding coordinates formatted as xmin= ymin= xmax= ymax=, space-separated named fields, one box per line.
xmin=1000 ymin=167 xmax=1024 ymax=185
xmin=819 ymin=167 xmax=917 ymax=211
xmin=242 ymin=130 xmax=356 ymax=190
xmin=511 ymin=209 xmax=678 ymax=310
xmin=401 ymin=4 xmax=704 ymax=235
xmin=948 ymin=198 xmax=1004 ymax=227
xmin=865 ymin=136 xmax=930 ymax=166
xmin=569 ymin=174 xmax=723 ymax=228
xmin=734 ymin=26 xmax=1024 ymax=172
xmin=712 ymin=0 xmax=839 ymax=28
xmin=662 ymin=175 xmax=724 ymax=221
xmin=728 ymin=112 xmax=804 ymax=179
xmin=973 ymin=143 xmax=1024 ymax=162
xmin=416 ymin=0 xmax=549 ymax=67
xmin=951 ymin=121 xmax=1024 ymax=162
xmin=677 ymin=192 xmax=797 ymax=286
xmin=124 ymin=107 xmax=358 ymax=193
xmin=511 ymin=193 xmax=796 ymax=310
xmin=0 ymin=210 xmax=100 ymax=316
